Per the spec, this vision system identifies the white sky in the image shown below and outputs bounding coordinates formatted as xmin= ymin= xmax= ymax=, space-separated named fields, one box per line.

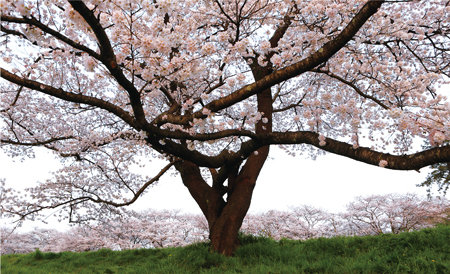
xmin=0 ymin=145 xmax=433 ymax=232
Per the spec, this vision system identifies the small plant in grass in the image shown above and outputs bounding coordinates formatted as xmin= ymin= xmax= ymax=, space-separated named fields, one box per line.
xmin=33 ymin=249 xmax=44 ymax=260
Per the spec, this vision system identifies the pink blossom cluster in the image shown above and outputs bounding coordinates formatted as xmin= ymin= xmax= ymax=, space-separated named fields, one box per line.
xmin=2 ymin=193 xmax=448 ymax=255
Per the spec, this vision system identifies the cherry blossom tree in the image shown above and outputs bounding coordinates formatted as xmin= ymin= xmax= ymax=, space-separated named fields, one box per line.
xmin=1 ymin=209 xmax=210 ymax=254
xmin=0 ymin=226 xmax=66 ymax=254
xmin=340 ymin=193 xmax=449 ymax=235
xmin=1 ymin=0 xmax=450 ymax=255
xmin=241 ymin=206 xmax=332 ymax=240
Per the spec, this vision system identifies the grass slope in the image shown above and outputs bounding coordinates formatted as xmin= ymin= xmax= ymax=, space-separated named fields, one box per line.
xmin=2 ymin=225 xmax=450 ymax=274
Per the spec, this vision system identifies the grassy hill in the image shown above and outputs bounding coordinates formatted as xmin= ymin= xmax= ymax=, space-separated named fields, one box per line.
xmin=2 ymin=225 xmax=450 ymax=274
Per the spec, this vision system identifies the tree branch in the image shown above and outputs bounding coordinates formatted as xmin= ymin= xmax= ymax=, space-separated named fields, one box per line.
xmin=264 ymin=131 xmax=450 ymax=171
xmin=5 ymin=160 xmax=178 ymax=222
xmin=91 ymin=159 xmax=179 ymax=207
xmin=68 ymin=1 xmax=148 ymax=128
xmin=1 ymin=136 xmax=75 ymax=147
xmin=0 ymin=68 xmax=139 ymax=129
xmin=1 ymin=14 xmax=101 ymax=59
xmin=310 ymin=68 xmax=389 ymax=109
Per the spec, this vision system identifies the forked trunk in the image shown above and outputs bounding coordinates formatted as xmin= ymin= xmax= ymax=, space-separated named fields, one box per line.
xmin=208 ymin=175 xmax=256 ymax=255
xmin=176 ymin=148 xmax=267 ymax=256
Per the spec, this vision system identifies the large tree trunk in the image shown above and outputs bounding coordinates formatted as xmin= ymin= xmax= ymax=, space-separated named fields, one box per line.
xmin=208 ymin=173 xmax=258 ymax=256
xmin=175 ymin=144 xmax=269 ymax=255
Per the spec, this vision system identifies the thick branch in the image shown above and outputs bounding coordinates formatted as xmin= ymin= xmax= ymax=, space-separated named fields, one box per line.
xmin=0 ymin=68 xmax=139 ymax=129
xmin=264 ymin=131 xmax=450 ymax=171
xmin=269 ymin=14 xmax=292 ymax=48
xmin=65 ymin=3 xmax=114 ymax=59
xmin=147 ymin=129 xmax=450 ymax=172
xmin=151 ymin=127 xmax=256 ymax=141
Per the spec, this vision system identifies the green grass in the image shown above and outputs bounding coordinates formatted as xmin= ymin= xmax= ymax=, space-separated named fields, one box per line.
xmin=2 ymin=225 xmax=450 ymax=274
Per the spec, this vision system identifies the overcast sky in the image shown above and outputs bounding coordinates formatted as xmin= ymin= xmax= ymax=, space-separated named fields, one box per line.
xmin=1 ymin=145 xmax=433 ymax=231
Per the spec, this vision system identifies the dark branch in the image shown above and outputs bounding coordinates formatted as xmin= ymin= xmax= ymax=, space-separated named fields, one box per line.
xmin=0 ymin=68 xmax=139 ymax=129
xmin=1 ymin=136 xmax=75 ymax=146
xmin=264 ymin=131 xmax=450 ymax=171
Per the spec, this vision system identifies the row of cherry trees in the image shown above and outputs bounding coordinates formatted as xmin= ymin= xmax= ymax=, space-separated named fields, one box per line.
xmin=2 ymin=193 xmax=449 ymax=255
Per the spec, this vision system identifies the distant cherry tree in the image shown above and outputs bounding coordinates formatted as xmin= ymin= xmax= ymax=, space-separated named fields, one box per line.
xmin=241 ymin=205 xmax=334 ymax=240
xmin=1 ymin=0 xmax=450 ymax=255
xmin=340 ymin=193 xmax=449 ymax=235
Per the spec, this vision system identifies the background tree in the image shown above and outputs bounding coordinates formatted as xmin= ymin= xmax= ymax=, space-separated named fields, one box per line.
xmin=1 ymin=0 xmax=450 ymax=255
xmin=418 ymin=140 xmax=450 ymax=196
xmin=420 ymin=162 xmax=450 ymax=196
xmin=340 ymin=193 xmax=449 ymax=235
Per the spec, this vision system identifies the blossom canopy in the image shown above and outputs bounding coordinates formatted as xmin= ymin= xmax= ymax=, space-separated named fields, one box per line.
xmin=1 ymin=0 xmax=450 ymax=255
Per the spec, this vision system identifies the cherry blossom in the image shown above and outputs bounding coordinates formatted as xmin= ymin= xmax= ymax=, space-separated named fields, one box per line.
xmin=379 ymin=160 xmax=388 ymax=168
xmin=1 ymin=0 xmax=450 ymax=255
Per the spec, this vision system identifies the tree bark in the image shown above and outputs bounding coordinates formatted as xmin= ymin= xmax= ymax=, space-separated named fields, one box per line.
xmin=175 ymin=153 xmax=266 ymax=256
xmin=208 ymin=174 xmax=256 ymax=256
